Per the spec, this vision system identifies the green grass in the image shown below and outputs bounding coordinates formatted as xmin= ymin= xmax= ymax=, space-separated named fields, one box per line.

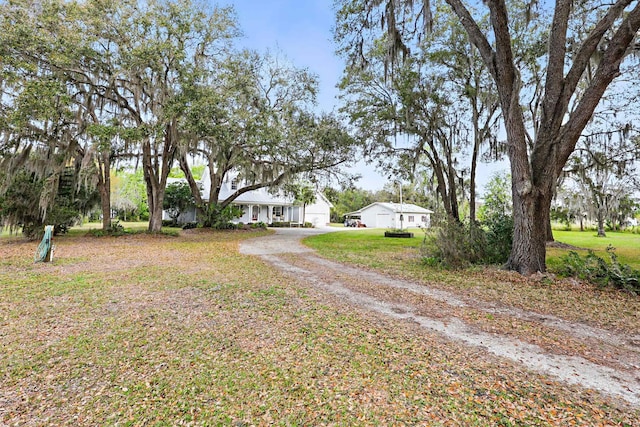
xmin=304 ymin=228 xmax=425 ymax=269
xmin=549 ymin=230 xmax=640 ymax=269
xmin=1 ymin=221 xmax=175 ymax=238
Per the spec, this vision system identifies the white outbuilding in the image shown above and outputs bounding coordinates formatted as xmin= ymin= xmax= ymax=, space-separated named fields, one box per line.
xmin=344 ymin=202 xmax=433 ymax=229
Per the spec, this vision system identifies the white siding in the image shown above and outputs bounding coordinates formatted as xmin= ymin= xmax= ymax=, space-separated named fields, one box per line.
xmin=304 ymin=196 xmax=332 ymax=226
xmin=354 ymin=203 xmax=433 ymax=228
xmin=360 ymin=205 xmax=392 ymax=228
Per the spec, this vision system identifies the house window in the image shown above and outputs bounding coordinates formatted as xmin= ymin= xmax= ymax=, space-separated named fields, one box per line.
xmin=231 ymin=179 xmax=238 ymax=190
xmin=421 ymin=215 xmax=427 ymax=223
xmin=408 ymin=215 xmax=415 ymax=222
xmin=272 ymin=206 xmax=283 ymax=217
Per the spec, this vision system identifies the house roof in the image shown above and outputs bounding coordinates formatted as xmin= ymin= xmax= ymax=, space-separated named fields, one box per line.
xmin=167 ymin=175 xmax=331 ymax=207
xmin=344 ymin=202 xmax=433 ymax=217
xmin=218 ymin=186 xmax=294 ymax=205
xmin=315 ymin=192 xmax=334 ymax=208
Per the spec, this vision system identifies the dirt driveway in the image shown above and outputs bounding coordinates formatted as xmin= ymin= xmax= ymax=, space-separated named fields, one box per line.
xmin=240 ymin=227 xmax=640 ymax=408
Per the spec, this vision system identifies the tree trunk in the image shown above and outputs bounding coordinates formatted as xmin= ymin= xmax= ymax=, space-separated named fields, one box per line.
xmin=502 ymin=90 xmax=551 ymax=274
xmin=505 ymin=185 xmax=552 ymax=274
xmin=596 ymin=209 xmax=606 ymax=237
xmin=100 ymin=185 xmax=111 ymax=230
xmin=146 ymin=168 xmax=165 ymax=233
xmin=178 ymin=152 xmax=205 ymax=220
xmin=469 ymin=133 xmax=479 ymax=225
xmin=142 ymin=125 xmax=176 ymax=233
xmin=97 ymin=151 xmax=111 ymax=230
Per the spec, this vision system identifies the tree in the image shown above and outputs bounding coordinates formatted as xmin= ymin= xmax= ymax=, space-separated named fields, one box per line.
xmin=418 ymin=7 xmax=503 ymax=224
xmin=337 ymin=1 xmax=505 ymax=226
xmin=565 ymin=132 xmax=640 ymax=236
xmin=178 ymin=51 xmax=356 ymax=226
xmin=336 ymin=0 xmax=640 ymax=274
xmin=0 ymin=0 xmax=91 ymax=231
xmin=101 ymin=0 xmax=239 ymax=232
xmin=111 ymin=170 xmax=149 ymax=221
xmin=324 ymin=185 xmax=376 ymax=222
xmin=0 ymin=0 xmax=126 ymax=232
xmin=163 ymin=181 xmax=195 ymax=226
xmin=338 ymin=54 xmax=464 ymax=222
xmin=478 ymin=172 xmax=512 ymax=223
xmin=0 ymin=0 xmax=241 ymax=233
xmin=285 ymin=181 xmax=317 ymax=224
xmin=0 ymin=166 xmax=99 ymax=238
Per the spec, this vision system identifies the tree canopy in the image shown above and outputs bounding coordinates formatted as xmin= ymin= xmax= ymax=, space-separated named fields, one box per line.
xmin=1 ymin=0 xmax=357 ymax=233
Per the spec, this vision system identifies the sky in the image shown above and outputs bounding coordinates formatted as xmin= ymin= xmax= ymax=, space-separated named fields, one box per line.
xmin=221 ymin=0 xmax=508 ymax=194
xmin=226 ymin=0 xmax=342 ymax=112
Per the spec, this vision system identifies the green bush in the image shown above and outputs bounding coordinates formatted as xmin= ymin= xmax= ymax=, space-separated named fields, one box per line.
xmin=269 ymin=221 xmax=289 ymax=228
xmin=556 ymin=246 xmax=639 ymax=295
xmin=422 ymin=220 xmax=479 ymax=268
xmin=86 ymin=220 xmax=126 ymax=237
xmin=203 ymin=204 xmax=243 ymax=229
xmin=421 ymin=215 xmax=513 ymax=268
xmin=483 ymin=214 xmax=513 ymax=264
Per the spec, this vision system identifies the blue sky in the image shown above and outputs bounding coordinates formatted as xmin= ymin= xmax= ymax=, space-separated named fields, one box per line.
xmin=227 ymin=1 xmax=343 ymax=113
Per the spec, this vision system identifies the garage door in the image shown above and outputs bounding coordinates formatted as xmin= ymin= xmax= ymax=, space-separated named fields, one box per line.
xmin=376 ymin=213 xmax=392 ymax=228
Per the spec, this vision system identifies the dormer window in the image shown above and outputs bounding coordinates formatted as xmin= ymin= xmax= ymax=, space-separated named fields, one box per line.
xmin=231 ymin=179 xmax=238 ymax=190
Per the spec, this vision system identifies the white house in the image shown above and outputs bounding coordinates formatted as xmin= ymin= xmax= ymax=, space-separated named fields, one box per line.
xmin=344 ymin=202 xmax=433 ymax=229
xmin=164 ymin=169 xmax=333 ymax=226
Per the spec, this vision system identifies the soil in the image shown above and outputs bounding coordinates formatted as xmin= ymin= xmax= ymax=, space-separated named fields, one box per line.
xmin=240 ymin=228 xmax=640 ymax=408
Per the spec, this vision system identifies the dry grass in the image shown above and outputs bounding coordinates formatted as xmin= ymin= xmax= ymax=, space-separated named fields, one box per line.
xmin=1 ymin=229 xmax=638 ymax=425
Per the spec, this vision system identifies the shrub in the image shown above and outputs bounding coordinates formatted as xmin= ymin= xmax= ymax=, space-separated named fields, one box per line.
xmin=556 ymin=246 xmax=639 ymax=294
xmin=251 ymin=221 xmax=267 ymax=230
xmin=86 ymin=220 xmax=126 ymax=237
xmin=203 ymin=204 xmax=243 ymax=229
xmin=270 ymin=221 xmax=289 ymax=228
xmin=422 ymin=220 xmax=479 ymax=268
xmin=181 ymin=222 xmax=197 ymax=230
xmin=107 ymin=220 xmax=125 ymax=235
xmin=482 ymin=214 xmax=513 ymax=264
xmin=163 ymin=181 xmax=195 ymax=225
xmin=421 ymin=215 xmax=512 ymax=268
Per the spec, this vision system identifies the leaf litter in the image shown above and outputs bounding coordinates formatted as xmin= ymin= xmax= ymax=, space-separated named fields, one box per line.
xmin=0 ymin=228 xmax=638 ymax=425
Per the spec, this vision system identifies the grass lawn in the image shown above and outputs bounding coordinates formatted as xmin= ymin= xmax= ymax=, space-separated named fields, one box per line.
xmin=549 ymin=229 xmax=640 ymax=269
xmin=69 ymin=221 xmax=171 ymax=234
xmin=305 ymin=228 xmax=425 ymax=269
xmin=1 ymin=228 xmax=638 ymax=425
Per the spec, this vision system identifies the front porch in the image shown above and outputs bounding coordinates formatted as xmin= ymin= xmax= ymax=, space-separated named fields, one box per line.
xmin=234 ymin=204 xmax=302 ymax=225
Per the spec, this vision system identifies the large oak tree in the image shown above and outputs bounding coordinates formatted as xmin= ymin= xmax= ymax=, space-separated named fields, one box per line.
xmin=336 ymin=0 xmax=640 ymax=274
